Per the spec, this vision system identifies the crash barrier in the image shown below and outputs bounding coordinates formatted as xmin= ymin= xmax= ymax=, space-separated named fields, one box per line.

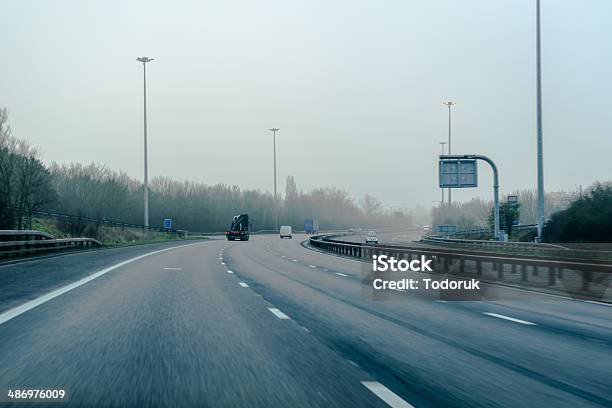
xmin=0 ymin=235 xmax=102 ymax=258
xmin=0 ymin=230 xmax=55 ymax=241
xmin=421 ymin=235 xmax=612 ymax=261
xmin=432 ymin=224 xmax=537 ymax=239
xmin=25 ymin=209 xmax=187 ymax=238
xmin=309 ymin=234 xmax=612 ymax=297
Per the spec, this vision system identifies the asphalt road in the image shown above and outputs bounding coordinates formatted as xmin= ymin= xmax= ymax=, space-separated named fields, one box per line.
xmin=0 ymin=234 xmax=611 ymax=407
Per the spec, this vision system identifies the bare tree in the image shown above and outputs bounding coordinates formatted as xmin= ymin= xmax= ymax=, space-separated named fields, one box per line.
xmin=0 ymin=108 xmax=55 ymax=229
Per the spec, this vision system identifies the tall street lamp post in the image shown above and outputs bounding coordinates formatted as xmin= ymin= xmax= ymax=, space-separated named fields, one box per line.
xmin=269 ymin=128 xmax=279 ymax=230
xmin=137 ymin=56 xmax=154 ymax=228
xmin=439 ymin=141 xmax=447 ymax=205
xmin=536 ymin=0 xmax=545 ymax=241
xmin=442 ymin=101 xmax=456 ymax=205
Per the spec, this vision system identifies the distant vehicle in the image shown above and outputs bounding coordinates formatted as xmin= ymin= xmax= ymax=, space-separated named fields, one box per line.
xmin=280 ymin=225 xmax=293 ymax=239
xmin=423 ymin=225 xmax=432 ymax=232
xmin=226 ymin=214 xmax=250 ymax=241
xmin=365 ymin=231 xmax=378 ymax=244
xmin=304 ymin=218 xmax=319 ymax=234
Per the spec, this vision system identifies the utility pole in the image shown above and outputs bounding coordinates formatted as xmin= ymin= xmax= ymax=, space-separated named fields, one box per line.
xmin=536 ymin=0 xmax=545 ymax=241
xmin=439 ymin=142 xmax=447 ymax=205
xmin=442 ymin=101 xmax=456 ymax=205
xmin=269 ymin=128 xmax=279 ymax=230
xmin=137 ymin=56 xmax=154 ymax=228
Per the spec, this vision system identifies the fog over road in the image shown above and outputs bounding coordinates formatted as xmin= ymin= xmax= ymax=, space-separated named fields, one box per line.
xmin=1 ymin=235 xmax=611 ymax=407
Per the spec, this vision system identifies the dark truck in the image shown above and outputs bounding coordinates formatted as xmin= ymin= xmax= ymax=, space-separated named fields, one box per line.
xmin=304 ymin=218 xmax=319 ymax=234
xmin=226 ymin=214 xmax=250 ymax=241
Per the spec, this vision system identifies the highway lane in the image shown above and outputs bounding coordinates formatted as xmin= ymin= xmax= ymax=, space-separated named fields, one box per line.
xmin=337 ymin=230 xmax=424 ymax=245
xmin=0 ymin=239 xmax=387 ymax=407
xmin=224 ymin=234 xmax=612 ymax=407
xmin=0 ymin=240 xmax=211 ymax=314
xmin=0 ymin=235 xmax=610 ymax=407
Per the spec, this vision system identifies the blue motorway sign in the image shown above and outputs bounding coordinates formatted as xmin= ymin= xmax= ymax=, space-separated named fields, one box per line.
xmin=437 ymin=224 xmax=457 ymax=234
xmin=163 ymin=218 xmax=172 ymax=229
xmin=439 ymin=159 xmax=478 ymax=188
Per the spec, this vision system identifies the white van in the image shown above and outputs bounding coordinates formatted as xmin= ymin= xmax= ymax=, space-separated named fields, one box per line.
xmin=280 ymin=225 xmax=293 ymax=239
xmin=365 ymin=231 xmax=378 ymax=244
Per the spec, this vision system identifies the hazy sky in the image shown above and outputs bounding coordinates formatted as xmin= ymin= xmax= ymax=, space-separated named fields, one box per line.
xmin=2 ymin=0 xmax=611 ymax=208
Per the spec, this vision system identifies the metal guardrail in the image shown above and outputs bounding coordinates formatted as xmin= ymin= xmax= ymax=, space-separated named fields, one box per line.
xmin=27 ymin=209 xmax=185 ymax=236
xmin=427 ymin=224 xmax=537 ymax=239
xmin=0 ymin=236 xmax=103 ymax=258
xmin=0 ymin=230 xmax=55 ymax=241
xmin=420 ymin=235 xmax=612 ymax=261
xmin=309 ymin=234 xmax=612 ymax=295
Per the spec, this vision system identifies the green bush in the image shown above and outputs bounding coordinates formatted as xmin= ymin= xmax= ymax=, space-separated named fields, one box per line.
xmin=543 ymin=184 xmax=612 ymax=243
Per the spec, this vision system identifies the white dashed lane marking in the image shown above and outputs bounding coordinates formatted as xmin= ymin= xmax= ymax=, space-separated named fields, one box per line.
xmin=268 ymin=307 xmax=290 ymax=319
xmin=163 ymin=267 xmax=182 ymax=270
xmin=483 ymin=312 xmax=536 ymax=326
xmin=239 ymin=282 xmax=249 ymax=288
xmin=308 ymin=265 xmax=317 ymax=269
xmin=361 ymin=381 xmax=415 ymax=408
xmin=227 ymin=270 xmax=234 ymax=274
xmin=335 ymin=272 xmax=348 ymax=277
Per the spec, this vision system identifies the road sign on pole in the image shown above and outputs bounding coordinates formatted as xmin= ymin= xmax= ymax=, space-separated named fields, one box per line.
xmin=439 ymin=159 xmax=478 ymax=188
xmin=439 ymin=154 xmax=500 ymax=240
xmin=437 ymin=224 xmax=457 ymax=234
xmin=163 ymin=219 xmax=172 ymax=229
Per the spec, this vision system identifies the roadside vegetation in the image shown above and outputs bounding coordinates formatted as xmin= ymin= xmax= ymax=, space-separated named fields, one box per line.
xmin=543 ymin=184 xmax=612 ymax=243
xmin=0 ymin=108 xmax=410 ymax=237
xmin=432 ymin=186 xmax=611 ymax=243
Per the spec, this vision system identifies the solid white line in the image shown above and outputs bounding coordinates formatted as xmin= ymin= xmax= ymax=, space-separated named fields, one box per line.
xmin=335 ymin=272 xmax=348 ymax=277
xmin=483 ymin=312 xmax=536 ymax=326
xmin=227 ymin=270 xmax=234 ymax=274
xmin=584 ymin=300 xmax=612 ymax=307
xmin=239 ymin=282 xmax=249 ymax=288
xmin=0 ymin=243 xmax=199 ymax=326
xmin=163 ymin=267 xmax=182 ymax=270
xmin=268 ymin=307 xmax=290 ymax=319
xmin=361 ymin=381 xmax=414 ymax=408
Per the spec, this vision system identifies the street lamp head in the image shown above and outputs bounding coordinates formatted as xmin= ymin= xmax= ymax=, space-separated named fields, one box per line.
xmin=442 ymin=101 xmax=456 ymax=107
xmin=137 ymin=57 xmax=154 ymax=63
xmin=269 ymin=128 xmax=279 ymax=132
